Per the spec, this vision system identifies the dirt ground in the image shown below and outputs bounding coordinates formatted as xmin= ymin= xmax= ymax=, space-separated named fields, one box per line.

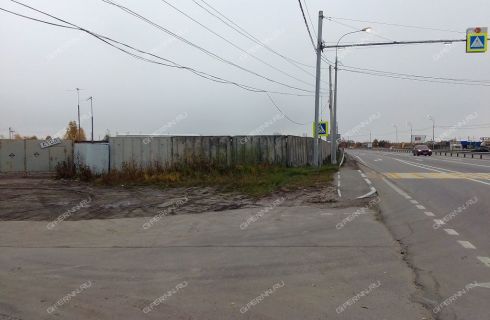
xmin=0 ymin=175 xmax=339 ymax=221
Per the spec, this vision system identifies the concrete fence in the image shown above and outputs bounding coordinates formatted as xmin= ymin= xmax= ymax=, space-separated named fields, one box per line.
xmin=0 ymin=136 xmax=332 ymax=174
xmin=109 ymin=136 xmax=331 ymax=170
xmin=0 ymin=139 xmax=73 ymax=173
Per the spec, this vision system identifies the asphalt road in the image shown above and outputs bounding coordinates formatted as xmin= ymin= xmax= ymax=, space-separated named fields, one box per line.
xmin=0 ymin=197 xmax=429 ymax=320
xmin=347 ymin=149 xmax=490 ymax=320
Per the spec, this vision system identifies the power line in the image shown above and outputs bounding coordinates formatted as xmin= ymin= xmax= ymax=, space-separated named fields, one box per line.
xmin=99 ymin=0 xmax=316 ymax=94
xmin=0 ymin=7 xmax=76 ymax=29
xmin=157 ymin=0 xmax=316 ymax=88
xmin=297 ymin=0 xmax=316 ymax=51
xmin=325 ymin=17 xmax=394 ymax=42
xmin=191 ymin=0 xmax=321 ymax=75
xmin=340 ymin=68 xmax=490 ymax=87
xmin=341 ymin=64 xmax=490 ymax=84
xmin=266 ymin=93 xmax=308 ymax=125
xmin=301 ymin=0 xmax=317 ymax=38
xmin=3 ymin=2 xmax=315 ymax=97
xmin=327 ymin=16 xmax=464 ymax=35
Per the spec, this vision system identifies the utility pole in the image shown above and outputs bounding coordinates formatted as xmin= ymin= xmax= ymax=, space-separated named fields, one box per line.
xmin=393 ymin=124 xmax=398 ymax=144
xmin=332 ymin=48 xmax=339 ymax=165
xmin=76 ymin=88 xmax=81 ymax=141
xmin=87 ymin=96 xmax=94 ymax=142
xmin=407 ymin=122 xmax=413 ymax=145
xmin=428 ymin=115 xmax=435 ymax=150
xmin=313 ymin=10 xmax=324 ymax=167
xmin=328 ymin=65 xmax=334 ymax=163
xmin=433 ymin=122 xmax=435 ymax=150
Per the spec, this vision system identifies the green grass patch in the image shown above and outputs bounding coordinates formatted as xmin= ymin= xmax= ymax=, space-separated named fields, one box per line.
xmin=89 ymin=162 xmax=337 ymax=197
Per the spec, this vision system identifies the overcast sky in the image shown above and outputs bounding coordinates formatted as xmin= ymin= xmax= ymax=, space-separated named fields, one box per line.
xmin=1 ymin=0 xmax=489 ymax=142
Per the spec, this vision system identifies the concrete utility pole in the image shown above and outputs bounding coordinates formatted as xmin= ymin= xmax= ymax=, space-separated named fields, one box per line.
xmin=408 ymin=122 xmax=413 ymax=145
xmin=332 ymin=27 xmax=371 ymax=164
xmin=329 ymin=65 xmax=334 ymax=163
xmin=428 ymin=115 xmax=435 ymax=150
xmin=332 ymin=48 xmax=339 ymax=165
xmin=76 ymin=88 xmax=81 ymax=141
xmin=87 ymin=96 xmax=94 ymax=142
xmin=313 ymin=10 xmax=324 ymax=167
xmin=393 ymin=124 xmax=398 ymax=144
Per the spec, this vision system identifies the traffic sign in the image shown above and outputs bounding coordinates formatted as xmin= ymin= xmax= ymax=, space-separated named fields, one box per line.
xmin=312 ymin=121 xmax=329 ymax=137
xmin=466 ymin=27 xmax=488 ymax=53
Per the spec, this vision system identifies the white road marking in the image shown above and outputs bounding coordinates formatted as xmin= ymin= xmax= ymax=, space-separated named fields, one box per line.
xmin=434 ymin=219 xmax=445 ymax=226
xmin=457 ymin=241 xmax=476 ymax=249
xmin=391 ymin=157 xmax=490 ymax=186
xmin=355 ymin=155 xmax=367 ymax=166
xmin=424 ymin=211 xmax=435 ymax=217
xmin=364 ymin=178 xmax=372 ymax=185
xmin=416 ymin=205 xmax=426 ymax=210
xmin=360 ymin=173 xmax=367 ymax=178
xmin=337 ymin=172 xmax=342 ymax=198
xmin=477 ymin=256 xmax=490 ymax=268
xmin=444 ymin=228 xmax=459 ymax=235
xmin=381 ymin=177 xmax=412 ymax=200
xmin=357 ymin=187 xmax=377 ymax=199
xmin=320 ymin=212 xmax=334 ymax=216
xmin=475 ymin=282 xmax=490 ymax=288
xmin=429 ymin=156 xmax=490 ymax=169
xmin=410 ymin=200 xmax=419 ymax=204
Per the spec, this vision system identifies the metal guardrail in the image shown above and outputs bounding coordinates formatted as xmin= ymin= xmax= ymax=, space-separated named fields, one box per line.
xmin=372 ymin=148 xmax=490 ymax=160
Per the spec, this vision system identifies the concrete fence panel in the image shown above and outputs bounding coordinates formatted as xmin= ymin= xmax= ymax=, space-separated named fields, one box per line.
xmin=75 ymin=143 xmax=109 ymax=174
xmin=108 ymin=136 xmax=331 ymax=170
xmin=0 ymin=139 xmax=73 ymax=173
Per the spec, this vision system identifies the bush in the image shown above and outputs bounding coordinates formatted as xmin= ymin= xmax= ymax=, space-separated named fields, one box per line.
xmin=55 ymin=159 xmax=94 ymax=181
xmin=55 ymin=160 xmax=76 ymax=179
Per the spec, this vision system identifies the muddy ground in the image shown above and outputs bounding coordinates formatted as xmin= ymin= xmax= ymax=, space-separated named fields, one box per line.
xmin=0 ymin=175 xmax=342 ymax=221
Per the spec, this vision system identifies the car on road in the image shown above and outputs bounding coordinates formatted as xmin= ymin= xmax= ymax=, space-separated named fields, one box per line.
xmin=413 ymin=145 xmax=432 ymax=156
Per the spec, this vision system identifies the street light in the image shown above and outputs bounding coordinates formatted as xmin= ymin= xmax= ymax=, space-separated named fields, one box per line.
xmin=428 ymin=115 xmax=435 ymax=150
xmin=407 ymin=122 xmax=413 ymax=145
xmin=393 ymin=124 xmax=398 ymax=144
xmin=332 ymin=27 xmax=372 ymax=164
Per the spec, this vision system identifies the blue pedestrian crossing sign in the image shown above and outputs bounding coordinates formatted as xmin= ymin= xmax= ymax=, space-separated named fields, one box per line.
xmin=313 ymin=121 xmax=329 ymax=137
xmin=466 ymin=27 xmax=488 ymax=53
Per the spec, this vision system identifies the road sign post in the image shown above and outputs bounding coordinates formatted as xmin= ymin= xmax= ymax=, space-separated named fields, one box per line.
xmin=466 ymin=27 xmax=488 ymax=53
xmin=313 ymin=121 xmax=329 ymax=137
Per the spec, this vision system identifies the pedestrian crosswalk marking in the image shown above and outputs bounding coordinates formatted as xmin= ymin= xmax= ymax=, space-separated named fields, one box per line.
xmin=471 ymin=36 xmax=484 ymax=49
xmin=384 ymin=172 xmax=490 ymax=180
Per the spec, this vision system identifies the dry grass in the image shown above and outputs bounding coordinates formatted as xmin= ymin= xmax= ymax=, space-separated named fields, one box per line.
xmin=93 ymin=161 xmax=337 ymax=197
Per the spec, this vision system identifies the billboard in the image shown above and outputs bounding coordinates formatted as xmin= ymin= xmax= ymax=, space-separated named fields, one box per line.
xmin=411 ymin=135 xmax=427 ymax=143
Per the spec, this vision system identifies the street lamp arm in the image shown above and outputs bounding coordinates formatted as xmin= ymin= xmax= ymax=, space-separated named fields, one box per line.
xmin=335 ymin=31 xmax=363 ymax=61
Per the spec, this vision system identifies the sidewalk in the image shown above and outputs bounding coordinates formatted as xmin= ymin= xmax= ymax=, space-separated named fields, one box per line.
xmin=0 ymin=190 xmax=430 ymax=320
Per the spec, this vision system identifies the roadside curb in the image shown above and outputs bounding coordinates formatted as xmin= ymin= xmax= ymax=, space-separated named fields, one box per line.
xmin=355 ymin=168 xmax=378 ymax=199
xmin=339 ymin=150 xmax=346 ymax=168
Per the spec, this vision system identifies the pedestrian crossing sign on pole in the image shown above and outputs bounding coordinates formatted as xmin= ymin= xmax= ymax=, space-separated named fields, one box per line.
xmin=466 ymin=27 xmax=488 ymax=53
xmin=313 ymin=121 xmax=329 ymax=137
